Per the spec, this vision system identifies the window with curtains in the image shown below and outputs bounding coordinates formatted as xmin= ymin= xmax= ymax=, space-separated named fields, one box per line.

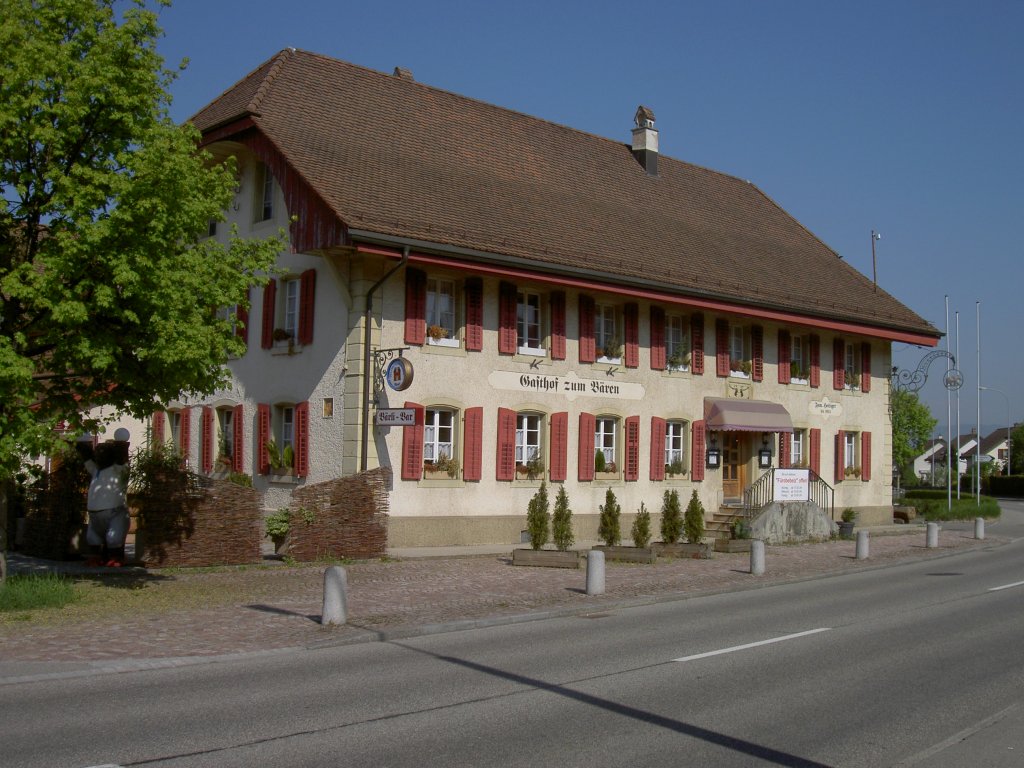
xmin=216 ymin=408 xmax=234 ymax=469
xmin=423 ymin=407 xmax=458 ymax=477
xmin=255 ymin=162 xmax=274 ymax=222
xmin=843 ymin=430 xmax=860 ymax=477
xmin=426 ymin=277 xmax=459 ymax=347
xmin=666 ymin=314 xmax=691 ymax=370
xmin=515 ymin=412 xmax=544 ymax=479
xmin=594 ymin=416 xmax=618 ymax=474
xmin=595 ymin=304 xmax=622 ymax=362
xmin=516 ymin=291 xmax=544 ymax=355
xmin=730 ymin=325 xmax=751 ymax=377
xmin=791 ymin=429 xmax=807 ymax=467
xmin=844 ymin=343 xmax=861 ymax=390
xmin=262 ymin=269 xmax=316 ymax=349
xmin=790 ymin=335 xmax=810 ymax=383
xmin=665 ymin=420 xmax=688 ymax=476
xmin=168 ymin=410 xmax=187 ymax=458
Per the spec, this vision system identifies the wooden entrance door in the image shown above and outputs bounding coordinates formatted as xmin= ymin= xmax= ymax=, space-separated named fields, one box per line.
xmin=722 ymin=433 xmax=748 ymax=501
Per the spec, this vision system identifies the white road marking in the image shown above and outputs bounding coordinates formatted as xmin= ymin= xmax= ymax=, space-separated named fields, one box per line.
xmin=673 ymin=628 xmax=832 ymax=663
xmin=988 ymin=580 xmax=1024 ymax=592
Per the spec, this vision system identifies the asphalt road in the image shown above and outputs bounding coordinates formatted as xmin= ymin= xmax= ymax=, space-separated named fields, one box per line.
xmin=4 ymin=501 xmax=1023 ymax=768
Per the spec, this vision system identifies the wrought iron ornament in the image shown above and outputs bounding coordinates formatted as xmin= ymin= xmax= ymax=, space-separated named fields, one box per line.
xmin=372 ymin=347 xmax=411 ymax=405
xmin=891 ymin=350 xmax=961 ymax=393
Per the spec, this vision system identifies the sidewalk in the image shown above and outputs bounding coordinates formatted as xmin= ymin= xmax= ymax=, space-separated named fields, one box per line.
xmin=0 ymin=526 xmax=1003 ymax=684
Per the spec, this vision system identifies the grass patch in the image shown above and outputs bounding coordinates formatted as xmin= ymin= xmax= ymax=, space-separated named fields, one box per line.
xmin=0 ymin=574 xmax=79 ymax=613
xmin=906 ymin=494 xmax=1001 ymax=521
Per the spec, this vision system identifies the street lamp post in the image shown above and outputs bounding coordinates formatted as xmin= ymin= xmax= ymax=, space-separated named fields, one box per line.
xmin=979 ymin=386 xmax=1011 ymax=477
xmin=871 ymin=230 xmax=881 ymax=293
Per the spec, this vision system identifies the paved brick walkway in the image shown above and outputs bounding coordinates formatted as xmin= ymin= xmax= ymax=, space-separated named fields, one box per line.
xmin=0 ymin=529 xmax=998 ymax=666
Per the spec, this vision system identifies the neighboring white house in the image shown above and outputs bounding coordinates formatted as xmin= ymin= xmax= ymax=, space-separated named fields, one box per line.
xmin=157 ymin=49 xmax=942 ymax=546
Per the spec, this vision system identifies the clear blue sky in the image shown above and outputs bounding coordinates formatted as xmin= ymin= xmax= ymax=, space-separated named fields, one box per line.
xmin=154 ymin=0 xmax=1023 ymax=437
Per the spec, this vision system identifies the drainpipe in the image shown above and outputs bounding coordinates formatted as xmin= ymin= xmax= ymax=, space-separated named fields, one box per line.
xmin=360 ymin=247 xmax=410 ymax=472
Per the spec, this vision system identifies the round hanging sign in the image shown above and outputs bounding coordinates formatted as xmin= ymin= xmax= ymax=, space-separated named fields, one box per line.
xmin=385 ymin=357 xmax=414 ymax=392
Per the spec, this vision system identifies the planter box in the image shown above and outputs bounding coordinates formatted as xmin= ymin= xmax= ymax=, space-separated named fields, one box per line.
xmin=652 ymin=542 xmax=713 ymax=559
xmin=512 ymin=548 xmax=581 ymax=569
xmin=713 ymin=538 xmax=753 ymax=553
xmin=592 ymin=545 xmax=657 ymax=564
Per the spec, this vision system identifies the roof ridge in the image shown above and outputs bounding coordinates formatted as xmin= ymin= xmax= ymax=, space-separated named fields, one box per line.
xmin=247 ymin=48 xmax=296 ymax=115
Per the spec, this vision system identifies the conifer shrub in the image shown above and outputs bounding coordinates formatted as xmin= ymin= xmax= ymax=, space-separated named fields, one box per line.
xmin=660 ymin=489 xmax=682 ymax=544
xmin=598 ymin=488 xmax=621 ymax=546
xmin=551 ymin=485 xmax=575 ymax=551
xmin=631 ymin=502 xmax=652 ymax=548
xmin=684 ymin=489 xmax=705 ymax=544
xmin=526 ymin=481 xmax=550 ymax=550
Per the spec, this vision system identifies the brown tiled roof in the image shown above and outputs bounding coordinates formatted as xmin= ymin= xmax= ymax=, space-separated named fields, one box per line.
xmin=191 ymin=49 xmax=939 ymax=340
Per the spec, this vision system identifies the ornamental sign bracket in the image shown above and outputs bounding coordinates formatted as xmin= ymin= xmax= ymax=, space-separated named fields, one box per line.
xmin=372 ymin=347 xmax=412 ymax=406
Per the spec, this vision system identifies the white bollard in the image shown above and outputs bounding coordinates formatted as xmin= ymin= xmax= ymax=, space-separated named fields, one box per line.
xmin=586 ymin=549 xmax=605 ymax=595
xmin=926 ymin=522 xmax=939 ymax=549
xmin=750 ymin=539 xmax=765 ymax=575
xmin=974 ymin=517 xmax=985 ymax=540
xmin=322 ymin=565 xmax=348 ymax=625
xmin=856 ymin=530 xmax=869 ymax=560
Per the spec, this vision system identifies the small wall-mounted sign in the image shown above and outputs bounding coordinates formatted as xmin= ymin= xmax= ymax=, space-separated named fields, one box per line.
xmin=808 ymin=396 xmax=842 ymax=419
xmin=706 ymin=448 xmax=721 ymax=469
xmin=385 ymin=357 xmax=414 ymax=392
xmin=375 ymin=408 xmax=417 ymax=427
xmin=758 ymin=449 xmax=772 ymax=468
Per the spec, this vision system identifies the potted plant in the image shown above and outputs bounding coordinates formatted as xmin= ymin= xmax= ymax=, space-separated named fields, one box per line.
xmin=594 ymin=450 xmax=607 ymax=474
xmin=513 ymin=482 xmax=579 ymax=568
xmin=265 ymin=439 xmax=293 ymax=475
xmin=592 ymin=490 xmax=656 ymax=563
xmin=265 ymin=508 xmax=290 ymax=553
xmin=272 ymin=327 xmax=292 ymax=343
xmin=660 ymin=489 xmax=712 ymax=558
xmin=665 ymin=458 xmax=686 ymax=478
xmin=838 ymin=508 xmax=857 ymax=538
xmin=715 ymin=515 xmax=754 ymax=553
xmin=428 ymin=453 xmax=459 ymax=479
xmin=601 ymin=336 xmax=623 ymax=360
xmin=667 ymin=349 xmax=690 ymax=370
xmin=427 ymin=324 xmax=449 ymax=342
xmin=525 ymin=453 xmax=544 ymax=480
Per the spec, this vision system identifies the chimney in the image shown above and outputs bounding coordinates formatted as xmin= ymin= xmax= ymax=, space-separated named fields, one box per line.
xmin=631 ymin=105 xmax=658 ymax=176
xmin=392 ymin=67 xmax=414 ymax=81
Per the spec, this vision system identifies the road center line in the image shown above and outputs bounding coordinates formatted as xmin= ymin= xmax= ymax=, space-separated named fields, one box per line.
xmin=673 ymin=628 xmax=832 ymax=663
xmin=988 ymin=580 xmax=1024 ymax=592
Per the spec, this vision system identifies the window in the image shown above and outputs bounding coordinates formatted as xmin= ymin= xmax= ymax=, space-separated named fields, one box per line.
xmin=217 ymin=408 xmax=234 ymax=467
xmin=844 ymin=343 xmax=861 ymax=389
xmin=255 ymin=162 xmax=274 ymax=222
xmin=426 ymin=277 xmax=458 ymax=346
xmin=595 ymin=416 xmax=618 ymax=473
xmin=515 ymin=412 xmax=544 ymax=478
xmin=257 ymin=401 xmax=309 ymax=476
xmin=844 ymin=431 xmax=858 ymax=472
xmin=517 ymin=291 xmax=544 ymax=354
xmin=791 ymin=429 xmax=806 ymax=467
xmin=207 ymin=219 xmax=218 ymax=237
xmin=282 ymin=278 xmax=300 ymax=340
xmin=260 ymin=270 xmax=316 ymax=349
xmin=665 ymin=420 xmax=687 ymax=475
xmin=790 ymin=336 xmax=810 ymax=382
xmin=423 ymin=407 xmax=456 ymax=470
xmin=595 ymin=304 xmax=621 ymax=361
xmin=730 ymin=325 xmax=750 ymax=376
xmin=666 ymin=315 xmax=690 ymax=370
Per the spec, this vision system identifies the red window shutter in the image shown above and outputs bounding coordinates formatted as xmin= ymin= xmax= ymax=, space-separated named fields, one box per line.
xmin=465 ymin=279 xmax=483 ymax=352
xmin=463 ymin=407 xmax=483 ymax=481
xmin=809 ymin=428 xmax=821 ymax=476
xmin=861 ymin=342 xmax=872 ymax=393
xmin=550 ymin=411 xmax=568 ymax=481
xmin=496 ymin=407 xmax=516 ymax=480
xmin=578 ymin=295 xmax=595 ymax=363
xmin=152 ymin=411 xmax=165 ymax=446
xmin=833 ymin=338 xmax=845 ymax=390
xmin=498 ymin=282 xmax=517 ymax=355
xmin=232 ymin=404 xmax=245 ymax=474
xmin=404 ymin=269 xmax=426 ymax=345
xmin=257 ymin=403 xmax=271 ymax=475
xmin=716 ymin=319 xmax=730 ymax=377
xmin=691 ymin=314 xmax=704 ymax=375
xmin=751 ymin=326 xmax=764 ymax=382
xmin=624 ymin=303 xmax=639 ymax=368
xmin=650 ymin=417 xmax=666 ymax=480
xmin=550 ymin=292 xmax=566 ymax=360
xmin=236 ymin=287 xmax=250 ymax=344
xmin=778 ymin=432 xmax=791 ymax=468
xmin=179 ymin=408 xmax=191 ymax=459
xmin=809 ymin=335 xmax=821 ymax=388
xmin=294 ymin=401 xmax=309 ymax=477
xmin=400 ymin=402 xmax=424 ymax=480
xmin=649 ymin=307 xmax=666 ymax=371
xmin=835 ymin=430 xmax=846 ymax=483
xmin=778 ymin=330 xmax=791 ymax=384
xmin=201 ymin=406 xmax=214 ymax=473
xmin=261 ymin=279 xmax=276 ymax=349
xmin=298 ymin=269 xmax=316 ymax=346
xmin=624 ymin=415 xmax=640 ymax=480
xmin=691 ymin=420 xmax=706 ymax=482
xmin=578 ymin=412 xmax=595 ymax=481
xmin=861 ymin=431 xmax=872 ymax=482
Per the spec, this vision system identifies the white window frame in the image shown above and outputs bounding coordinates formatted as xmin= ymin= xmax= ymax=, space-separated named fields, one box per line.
xmin=595 ymin=304 xmax=621 ymax=362
xmin=515 ymin=413 xmax=542 ymax=464
xmin=595 ymin=416 xmax=618 ymax=472
xmin=423 ymin=407 xmax=456 ymax=463
xmin=790 ymin=335 xmax=810 ymax=383
xmin=791 ymin=429 xmax=806 ymax=467
xmin=216 ymin=408 xmax=234 ymax=466
xmin=844 ymin=343 xmax=861 ymax=389
xmin=277 ymin=405 xmax=295 ymax=452
xmin=426 ymin=277 xmax=459 ymax=347
xmin=256 ymin=163 xmax=274 ymax=222
xmin=666 ymin=315 xmax=690 ymax=370
xmin=517 ymin=291 xmax=545 ymax=355
xmin=844 ymin=431 xmax=859 ymax=472
xmin=664 ymin=420 xmax=687 ymax=472
xmin=169 ymin=411 xmax=183 ymax=453
xmin=730 ymin=325 xmax=750 ymax=377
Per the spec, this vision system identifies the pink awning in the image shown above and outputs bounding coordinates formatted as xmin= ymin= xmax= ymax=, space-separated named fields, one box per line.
xmin=703 ymin=397 xmax=793 ymax=433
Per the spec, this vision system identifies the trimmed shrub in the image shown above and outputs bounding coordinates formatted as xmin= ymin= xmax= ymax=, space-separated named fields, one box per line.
xmin=631 ymin=502 xmax=651 ymax=548
xmin=551 ymin=486 xmax=575 ymax=551
xmin=526 ymin=481 xmax=550 ymax=550
xmin=598 ymin=488 xmax=621 ymax=546
xmin=660 ymin=489 xmax=682 ymax=544
xmin=684 ymin=490 xmax=705 ymax=544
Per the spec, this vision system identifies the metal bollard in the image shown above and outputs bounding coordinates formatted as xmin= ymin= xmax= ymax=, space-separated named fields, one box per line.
xmin=974 ymin=517 xmax=985 ymax=540
xmin=322 ymin=565 xmax=348 ymax=625
xmin=926 ymin=522 xmax=939 ymax=549
xmin=586 ymin=549 xmax=605 ymax=595
xmin=856 ymin=530 xmax=869 ymax=560
xmin=750 ymin=539 xmax=765 ymax=575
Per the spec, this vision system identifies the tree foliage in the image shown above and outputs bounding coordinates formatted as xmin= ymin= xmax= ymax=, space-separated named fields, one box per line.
xmin=525 ymin=480 xmax=550 ymax=550
xmin=1010 ymin=423 xmax=1024 ymax=475
xmin=551 ymin=485 xmax=574 ymax=552
xmin=660 ymin=489 xmax=682 ymax=544
xmin=0 ymin=0 xmax=284 ymax=475
xmin=684 ymin=490 xmax=705 ymax=544
xmin=890 ymin=389 xmax=938 ymax=476
xmin=598 ymin=488 xmax=621 ymax=546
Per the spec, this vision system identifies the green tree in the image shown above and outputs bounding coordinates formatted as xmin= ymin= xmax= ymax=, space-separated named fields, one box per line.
xmin=0 ymin=0 xmax=284 ymax=476
xmin=630 ymin=502 xmax=651 ymax=548
xmin=890 ymin=390 xmax=938 ymax=479
xmin=525 ymin=481 xmax=550 ymax=550
xmin=684 ymin=490 xmax=705 ymax=544
xmin=1010 ymin=423 xmax=1024 ymax=475
xmin=660 ymin=489 xmax=682 ymax=544
xmin=551 ymin=485 xmax=574 ymax=552
xmin=598 ymin=488 xmax=621 ymax=546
